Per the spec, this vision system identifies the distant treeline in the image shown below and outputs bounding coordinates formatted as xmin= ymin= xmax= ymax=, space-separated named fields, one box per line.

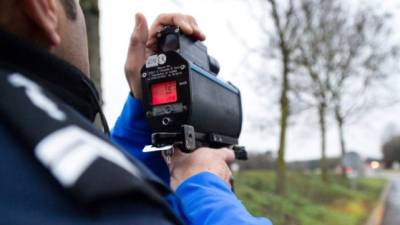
xmin=238 ymin=152 xmax=340 ymax=171
xmin=382 ymin=136 xmax=400 ymax=168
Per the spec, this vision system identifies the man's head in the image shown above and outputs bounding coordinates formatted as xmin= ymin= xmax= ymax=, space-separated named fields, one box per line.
xmin=0 ymin=0 xmax=90 ymax=77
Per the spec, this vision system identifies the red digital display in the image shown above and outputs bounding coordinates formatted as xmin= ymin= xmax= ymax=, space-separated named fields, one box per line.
xmin=151 ymin=81 xmax=178 ymax=105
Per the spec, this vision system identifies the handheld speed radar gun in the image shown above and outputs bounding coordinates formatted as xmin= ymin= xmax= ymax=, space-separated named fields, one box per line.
xmin=141 ymin=26 xmax=247 ymax=160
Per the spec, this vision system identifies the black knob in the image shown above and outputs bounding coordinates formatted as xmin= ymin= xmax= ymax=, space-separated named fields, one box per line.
xmin=208 ymin=56 xmax=220 ymax=75
xmin=232 ymin=146 xmax=248 ymax=160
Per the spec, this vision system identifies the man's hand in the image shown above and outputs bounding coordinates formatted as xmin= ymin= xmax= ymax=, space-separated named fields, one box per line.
xmin=125 ymin=13 xmax=206 ymax=99
xmin=164 ymin=147 xmax=235 ymax=191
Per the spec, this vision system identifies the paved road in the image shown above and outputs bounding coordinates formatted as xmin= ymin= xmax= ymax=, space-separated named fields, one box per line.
xmin=382 ymin=172 xmax=400 ymax=225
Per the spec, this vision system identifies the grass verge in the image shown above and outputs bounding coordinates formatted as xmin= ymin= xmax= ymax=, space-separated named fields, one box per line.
xmin=235 ymin=170 xmax=386 ymax=225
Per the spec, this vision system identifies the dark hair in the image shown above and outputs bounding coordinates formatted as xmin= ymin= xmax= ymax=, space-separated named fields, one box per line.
xmin=60 ymin=0 xmax=77 ymax=20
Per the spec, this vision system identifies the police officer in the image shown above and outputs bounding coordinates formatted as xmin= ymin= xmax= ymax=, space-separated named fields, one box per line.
xmin=0 ymin=0 xmax=272 ymax=224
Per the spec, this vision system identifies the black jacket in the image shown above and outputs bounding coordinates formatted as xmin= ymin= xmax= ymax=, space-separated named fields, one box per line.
xmin=0 ymin=30 xmax=182 ymax=225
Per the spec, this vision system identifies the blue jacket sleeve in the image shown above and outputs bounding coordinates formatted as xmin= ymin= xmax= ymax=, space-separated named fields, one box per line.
xmin=111 ymin=94 xmax=170 ymax=183
xmin=111 ymin=94 xmax=272 ymax=225
xmin=176 ymin=172 xmax=272 ymax=225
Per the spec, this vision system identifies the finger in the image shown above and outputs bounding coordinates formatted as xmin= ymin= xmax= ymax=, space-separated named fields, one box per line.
xmin=149 ymin=13 xmax=192 ymax=40
xmin=226 ymin=165 xmax=233 ymax=186
xmin=220 ymin=163 xmax=233 ymax=187
xmin=162 ymin=147 xmax=184 ymax=164
xmin=218 ymin=148 xmax=236 ymax=164
xmin=186 ymin=15 xmax=206 ymax=40
xmin=147 ymin=13 xmax=206 ymax=48
xmin=161 ymin=150 xmax=168 ymax=162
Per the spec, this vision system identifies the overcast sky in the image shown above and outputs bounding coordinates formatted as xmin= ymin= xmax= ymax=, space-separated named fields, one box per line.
xmin=99 ymin=0 xmax=400 ymax=161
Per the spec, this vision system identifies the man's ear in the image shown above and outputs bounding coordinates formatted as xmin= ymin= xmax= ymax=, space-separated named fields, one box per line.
xmin=22 ymin=0 xmax=61 ymax=47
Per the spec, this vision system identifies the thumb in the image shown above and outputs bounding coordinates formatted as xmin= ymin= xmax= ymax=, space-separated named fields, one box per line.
xmin=128 ymin=13 xmax=148 ymax=57
xmin=125 ymin=13 xmax=149 ymax=99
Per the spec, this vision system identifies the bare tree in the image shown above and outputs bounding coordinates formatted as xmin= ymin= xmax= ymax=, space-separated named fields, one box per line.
xmin=293 ymin=0 xmax=399 ymax=181
xmin=382 ymin=136 xmax=400 ymax=168
xmin=327 ymin=6 xmax=399 ymax=177
xmin=238 ymin=0 xmax=302 ymax=194
xmin=235 ymin=0 xmax=302 ymax=194
xmin=267 ymin=0 xmax=298 ymax=194
xmin=230 ymin=0 xmax=398 ymax=187
xmin=292 ymin=0 xmax=341 ymax=182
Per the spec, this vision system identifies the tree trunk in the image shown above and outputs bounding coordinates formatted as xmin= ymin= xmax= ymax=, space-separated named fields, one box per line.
xmin=268 ymin=0 xmax=291 ymax=195
xmin=82 ymin=0 xmax=101 ymax=100
xmin=82 ymin=0 xmax=103 ymax=130
xmin=275 ymin=51 xmax=290 ymax=195
xmin=335 ymin=105 xmax=347 ymax=178
xmin=318 ymin=100 xmax=328 ymax=183
xmin=276 ymin=84 xmax=289 ymax=194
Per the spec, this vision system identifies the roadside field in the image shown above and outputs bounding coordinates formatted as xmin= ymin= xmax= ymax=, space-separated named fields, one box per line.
xmin=235 ymin=171 xmax=386 ymax=225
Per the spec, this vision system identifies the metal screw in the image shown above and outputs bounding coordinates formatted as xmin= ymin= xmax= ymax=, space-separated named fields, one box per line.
xmin=162 ymin=117 xmax=172 ymax=126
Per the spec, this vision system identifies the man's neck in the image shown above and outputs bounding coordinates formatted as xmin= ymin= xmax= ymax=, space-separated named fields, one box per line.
xmin=0 ymin=29 xmax=101 ymax=123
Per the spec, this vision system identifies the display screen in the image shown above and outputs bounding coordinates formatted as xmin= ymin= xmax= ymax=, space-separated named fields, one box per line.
xmin=151 ymin=81 xmax=178 ymax=105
